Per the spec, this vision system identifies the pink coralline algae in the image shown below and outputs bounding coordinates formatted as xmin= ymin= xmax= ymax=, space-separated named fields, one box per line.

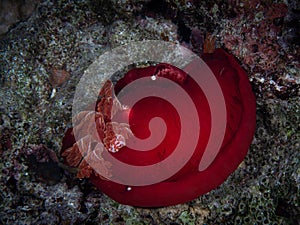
xmin=223 ymin=1 xmax=288 ymax=71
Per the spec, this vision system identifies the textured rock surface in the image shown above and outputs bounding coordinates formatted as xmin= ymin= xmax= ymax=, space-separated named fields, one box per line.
xmin=0 ymin=0 xmax=299 ymax=224
xmin=0 ymin=0 xmax=39 ymax=35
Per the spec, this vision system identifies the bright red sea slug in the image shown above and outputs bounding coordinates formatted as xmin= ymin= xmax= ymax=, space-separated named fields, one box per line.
xmin=61 ymin=48 xmax=256 ymax=207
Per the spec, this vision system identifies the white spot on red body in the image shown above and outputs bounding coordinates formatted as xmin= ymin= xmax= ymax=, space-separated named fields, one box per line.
xmin=126 ymin=186 xmax=132 ymax=191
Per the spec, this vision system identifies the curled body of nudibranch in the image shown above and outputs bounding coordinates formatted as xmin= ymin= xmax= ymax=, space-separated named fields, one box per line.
xmin=61 ymin=49 xmax=256 ymax=207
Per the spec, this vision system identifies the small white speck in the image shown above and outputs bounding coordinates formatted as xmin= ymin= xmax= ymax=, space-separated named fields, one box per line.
xmin=126 ymin=186 xmax=132 ymax=191
xmin=151 ymin=75 xmax=157 ymax=81
xmin=256 ymin=77 xmax=265 ymax=83
xmin=50 ymin=88 xmax=56 ymax=98
xmin=186 ymin=1 xmax=192 ymax=8
xmin=68 ymin=202 xmax=74 ymax=207
xmin=275 ymin=85 xmax=283 ymax=91
xmin=122 ymin=105 xmax=129 ymax=110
